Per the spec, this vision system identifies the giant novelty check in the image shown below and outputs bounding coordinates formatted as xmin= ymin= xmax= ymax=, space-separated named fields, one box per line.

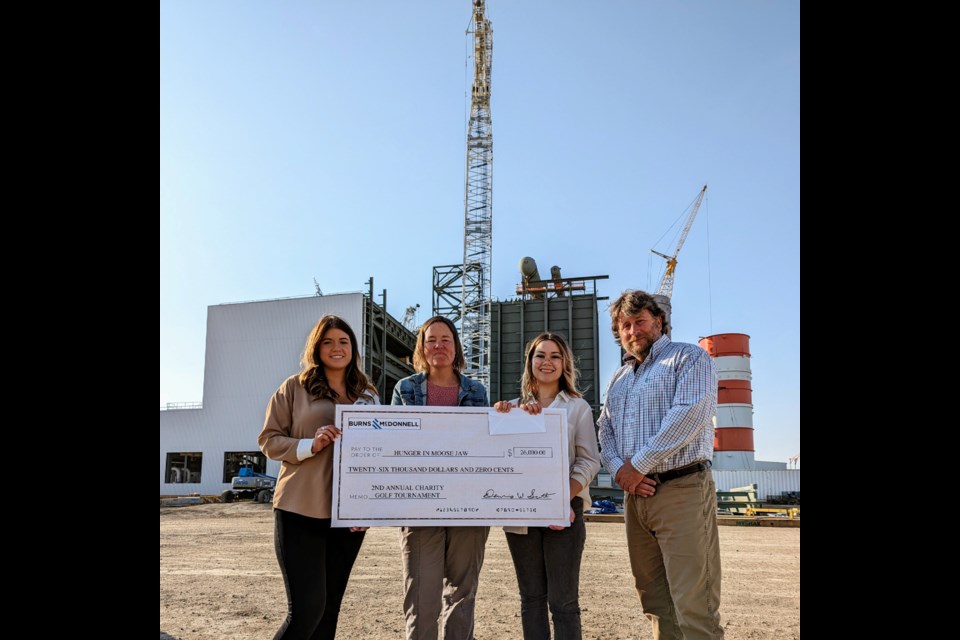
xmin=332 ymin=405 xmax=570 ymax=527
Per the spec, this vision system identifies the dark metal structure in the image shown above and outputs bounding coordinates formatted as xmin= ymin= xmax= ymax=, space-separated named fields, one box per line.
xmin=489 ymin=275 xmax=608 ymax=415
xmin=364 ymin=278 xmax=417 ymax=401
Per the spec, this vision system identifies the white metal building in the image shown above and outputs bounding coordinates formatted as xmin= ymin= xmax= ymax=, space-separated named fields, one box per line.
xmin=160 ymin=294 xmax=367 ymax=496
xmin=712 ymin=469 xmax=800 ymax=500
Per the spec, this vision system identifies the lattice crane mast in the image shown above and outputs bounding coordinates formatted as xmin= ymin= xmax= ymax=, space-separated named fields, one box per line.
xmin=651 ymin=185 xmax=707 ymax=299
xmin=460 ymin=0 xmax=494 ymax=388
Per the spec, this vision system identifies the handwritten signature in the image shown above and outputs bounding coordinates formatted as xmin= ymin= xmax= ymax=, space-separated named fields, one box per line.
xmin=482 ymin=489 xmax=556 ymax=500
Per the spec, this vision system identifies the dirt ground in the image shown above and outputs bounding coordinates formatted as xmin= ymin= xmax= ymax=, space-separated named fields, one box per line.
xmin=160 ymin=503 xmax=799 ymax=639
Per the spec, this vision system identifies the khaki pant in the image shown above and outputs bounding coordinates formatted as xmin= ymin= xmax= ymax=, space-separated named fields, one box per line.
xmin=624 ymin=469 xmax=723 ymax=640
xmin=400 ymin=526 xmax=490 ymax=640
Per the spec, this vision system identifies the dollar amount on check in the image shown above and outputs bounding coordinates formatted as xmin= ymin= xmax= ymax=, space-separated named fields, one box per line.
xmin=332 ymin=405 xmax=571 ymax=527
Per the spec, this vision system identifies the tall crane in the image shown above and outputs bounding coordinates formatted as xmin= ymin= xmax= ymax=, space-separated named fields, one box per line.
xmin=401 ymin=304 xmax=420 ymax=332
xmin=459 ymin=0 xmax=494 ymax=388
xmin=651 ymin=185 xmax=707 ymax=299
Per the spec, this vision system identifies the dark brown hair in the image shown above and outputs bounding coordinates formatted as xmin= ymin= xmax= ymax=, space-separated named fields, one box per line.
xmin=608 ymin=290 xmax=669 ymax=345
xmin=298 ymin=315 xmax=376 ymax=402
xmin=412 ymin=316 xmax=466 ymax=373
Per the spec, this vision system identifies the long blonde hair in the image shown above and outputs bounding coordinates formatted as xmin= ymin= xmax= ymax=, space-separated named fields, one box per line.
xmin=298 ymin=315 xmax=376 ymax=402
xmin=519 ymin=333 xmax=582 ymax=402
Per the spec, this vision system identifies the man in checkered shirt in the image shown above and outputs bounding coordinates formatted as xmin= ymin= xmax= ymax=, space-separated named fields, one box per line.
xmin=598 ymin=290 xmax=723 ymax=640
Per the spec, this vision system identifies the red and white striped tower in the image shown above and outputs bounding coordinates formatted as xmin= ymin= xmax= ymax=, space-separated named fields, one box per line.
xmin=698 ymin=333 xmax=755 ymax=469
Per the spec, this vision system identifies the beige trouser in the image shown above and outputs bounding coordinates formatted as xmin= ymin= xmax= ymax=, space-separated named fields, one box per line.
xmin=400 ymin=526 xmax=490 ymax=640
xmin=624 ymin=469 xmax=723 ymax=640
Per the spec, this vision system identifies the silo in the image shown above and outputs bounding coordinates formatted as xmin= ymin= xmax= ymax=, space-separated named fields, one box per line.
xmin=699 ymin=333 xmax=755 ymax=469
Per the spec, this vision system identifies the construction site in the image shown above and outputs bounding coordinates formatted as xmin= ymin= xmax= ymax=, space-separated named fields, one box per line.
xmin=160 ymin=0 xmax=798 ymax=506
xmin=161 ymin=502 xmax=799 ymax=640
xmin=161 ymin=2 xmax=799 ymax=638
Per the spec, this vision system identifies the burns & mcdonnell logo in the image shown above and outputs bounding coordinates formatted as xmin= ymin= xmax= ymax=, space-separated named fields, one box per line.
xmin=346 ymin=416 xmax=422 ymax=430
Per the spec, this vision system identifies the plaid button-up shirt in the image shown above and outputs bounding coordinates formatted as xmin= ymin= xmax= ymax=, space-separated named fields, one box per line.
xmin=598 ymin=335 xmax=717 ymax=476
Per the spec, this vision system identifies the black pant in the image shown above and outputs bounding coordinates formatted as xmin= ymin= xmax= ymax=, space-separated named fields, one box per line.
xmin=272 ymin=509 xmax=365 ymax=640
xmin=505 ymin=498 xmax=586 ymax=640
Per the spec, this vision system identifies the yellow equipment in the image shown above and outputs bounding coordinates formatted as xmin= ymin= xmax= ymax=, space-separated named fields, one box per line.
xmin=745 ymin=507 xmax=800 ymax=519
xmin=651 ymin=185 xmax=708 ymax=299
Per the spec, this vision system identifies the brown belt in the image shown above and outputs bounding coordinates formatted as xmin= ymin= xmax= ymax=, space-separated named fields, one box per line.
xmin=650 ymin=460 xmax=712 ymax=484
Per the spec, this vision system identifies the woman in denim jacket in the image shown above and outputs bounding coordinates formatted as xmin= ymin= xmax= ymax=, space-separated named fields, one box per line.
xmin=390 ymin=316 xmax=489 ymax=640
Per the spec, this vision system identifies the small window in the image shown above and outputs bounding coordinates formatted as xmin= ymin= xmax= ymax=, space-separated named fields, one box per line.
xmin=165 ymin=452 xmax=202 ymax=484
xmin=223 ymin=452 xmax=268 ymax=483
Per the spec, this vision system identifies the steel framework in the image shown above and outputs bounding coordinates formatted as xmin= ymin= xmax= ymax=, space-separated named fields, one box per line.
xmin=651 ymin=185 xmax=707 ymax=299
xmin=434 ymin=1 xmax=494 ymax=388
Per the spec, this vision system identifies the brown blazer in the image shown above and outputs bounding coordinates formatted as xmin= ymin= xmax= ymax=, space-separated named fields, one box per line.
xmin=258 ymin=374 xmax=378 ymax=518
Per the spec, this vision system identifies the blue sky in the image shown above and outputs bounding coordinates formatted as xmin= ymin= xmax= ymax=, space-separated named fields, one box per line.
xmin=160 ymin=1 xmax=799 ymax=463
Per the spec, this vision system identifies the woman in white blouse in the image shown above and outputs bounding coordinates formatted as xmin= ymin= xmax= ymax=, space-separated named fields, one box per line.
xmin=494 ymin=332 xmax=601 ymax=640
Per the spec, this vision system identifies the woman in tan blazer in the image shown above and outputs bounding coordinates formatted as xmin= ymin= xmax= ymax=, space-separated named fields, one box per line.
xmin=259 ymin=315 xmax=378 ymax=640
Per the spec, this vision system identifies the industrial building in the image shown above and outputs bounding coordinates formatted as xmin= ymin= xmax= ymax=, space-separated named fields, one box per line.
xmin=159 ymin=292 xmax=416 ymax=496
xmin=159 ymin=270 xmax=610 ymax=497
xmin=435 ymin=262 xmax=607 ymax=415
xmin=160 ymin=285 xmax=799 ymax=503
xmin=160 ymin=1 xmax=798 ymax=503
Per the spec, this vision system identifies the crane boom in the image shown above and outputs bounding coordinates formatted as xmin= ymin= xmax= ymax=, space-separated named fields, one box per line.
xmin=652 ymin=185 xmax=707 ymax=299
xmin=459 ymin=0 xmax=494 ymax=388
